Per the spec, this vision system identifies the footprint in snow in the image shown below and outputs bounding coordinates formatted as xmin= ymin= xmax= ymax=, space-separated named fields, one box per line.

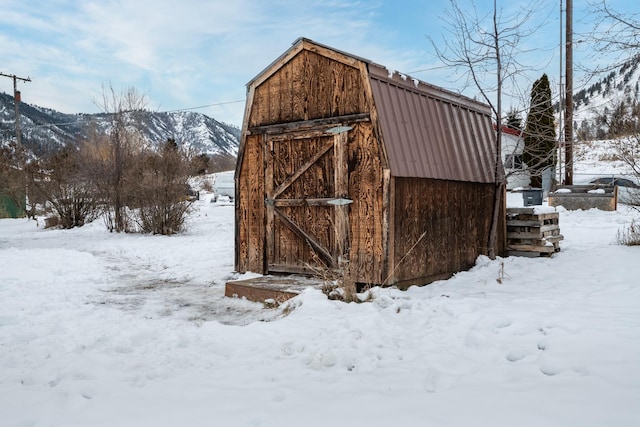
xmin=540 ymin=363 xmax=590 ymax=377
xmin=422 ymin=368 xmax=455 ymax=393
xmin=505 ymin=350 xmax=527 ymax=362
xmin=493 ymin=319 xmax=512 ymax=330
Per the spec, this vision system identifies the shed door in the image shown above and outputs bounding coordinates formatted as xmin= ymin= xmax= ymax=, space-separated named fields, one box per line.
xmin=264 ymin=129 xmax=350 ymax=274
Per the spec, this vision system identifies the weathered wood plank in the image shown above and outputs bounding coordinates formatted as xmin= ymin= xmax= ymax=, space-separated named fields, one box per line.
xmin=248 ymin=113 xmax=370 ymax=135
xmin=264 ymin=136 xmax=275 ymax=273
xmin=506 ymin=207 xmax=536 ymax=214
xmin=334 ymin=131 xmax=350 ymax=264
xmin=507 ymin=224 xmax=560 ymax=233
xmin=225 ymin=275 xmax=324 ymax=304
xmin=382 ymin=169 xmax=393 ymax=284
xmin=506 ymin=219 xmax=558 ymax=227
xmin=225 ymin=281 xmax=300 ymax=304
xmin=280 ymin=61 xmax=293 ymax=123
xmin=507 ymin=250 xmax=547 ymax=258
xmin=507 ymin=229 xmax=560 ymax=239
xmin=506 ymin=212 xmax=559 ymax=221
xmin=350 ymin=121 xmax=384 ymax=285
xmin=273 ymin=198 xmax=337 ymax=207
xmin=507 ymin=243 xmax=556 ymax=253
xmin=268 ymin=264 xmax=325 ymax=276
xmin=545 ymin=235 xmax=565 ymax=243
xmin=244 ymin=134 xmax=265 ymax=273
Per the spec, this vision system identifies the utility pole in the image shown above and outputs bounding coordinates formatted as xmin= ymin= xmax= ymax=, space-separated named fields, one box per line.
xmin=564 ymin=0 xmax=573 ymax=185
xmin=0 ymin=72 xmax=32 ymax=146
xmin=1 ymin=72 xmax=32 ymax=218
xmin=558 ymin=0 xmax=564 ymax=184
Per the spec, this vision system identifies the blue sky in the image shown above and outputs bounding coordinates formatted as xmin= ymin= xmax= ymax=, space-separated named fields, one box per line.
xmin=0 ymin=0 xmax=634 ymax=127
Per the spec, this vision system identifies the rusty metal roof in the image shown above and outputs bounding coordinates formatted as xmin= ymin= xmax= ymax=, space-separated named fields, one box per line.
xmin=368 ymin=64 xmax=498 ymax=183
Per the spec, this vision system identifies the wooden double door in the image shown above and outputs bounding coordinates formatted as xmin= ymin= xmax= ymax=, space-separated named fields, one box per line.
xmin=264 ymin=128 xmax=351 ymax=274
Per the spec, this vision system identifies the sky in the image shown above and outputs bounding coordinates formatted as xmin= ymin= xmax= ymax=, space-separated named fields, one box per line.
xmin=0 ymin=0 xmax=635 ymax=127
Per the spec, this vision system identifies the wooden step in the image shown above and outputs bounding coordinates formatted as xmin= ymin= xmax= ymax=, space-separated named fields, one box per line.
xmin=225 ymin=275 xmax=323 ymax=304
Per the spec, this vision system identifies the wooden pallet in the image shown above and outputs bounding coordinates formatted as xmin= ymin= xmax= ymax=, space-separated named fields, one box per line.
xmin=506 ymin=208 xmax=563 ymax=257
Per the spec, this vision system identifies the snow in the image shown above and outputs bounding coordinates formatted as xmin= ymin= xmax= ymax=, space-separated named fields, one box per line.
xmin=2 ymin=189 xmax=640 ymax=426
xmin=531 ymin=205 xmax=558 ymax=214
xmin=573 ymin=138 xmax=637 ymax=184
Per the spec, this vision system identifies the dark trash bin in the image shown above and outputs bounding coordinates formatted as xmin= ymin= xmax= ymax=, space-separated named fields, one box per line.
xmin=522 ymin=188 xmax=543 ymax=206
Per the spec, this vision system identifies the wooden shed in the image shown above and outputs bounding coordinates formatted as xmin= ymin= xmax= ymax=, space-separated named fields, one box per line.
xmin=234 ymin=38 xmax=505 ymax=289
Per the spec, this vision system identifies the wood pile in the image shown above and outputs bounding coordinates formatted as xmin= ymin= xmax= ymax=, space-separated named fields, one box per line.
xmin=506 ymin=208 xmax=563 ymax=257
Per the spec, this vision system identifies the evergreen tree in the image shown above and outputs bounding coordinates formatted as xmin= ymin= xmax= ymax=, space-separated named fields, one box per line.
xmin=505 ymin=108 xmax=522 ymax=130
xmin=523 ymin=74 xmax=556 ymax=188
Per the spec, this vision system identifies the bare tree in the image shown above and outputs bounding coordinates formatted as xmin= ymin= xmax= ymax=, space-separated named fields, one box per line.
xmin=603 ymin=109 xmax=640 ymax=210
xmin=586 ymin=1 xmax=640 ymax=213
xmin=431 ymin=0 xmax=540 ymax=258
xmin=91 ymin=85 xmax=149 ymax=232
xmin=586 ymin=0 xmax=640 ymax=73
xmin=82 ymin=90 xmax=196 ymax=235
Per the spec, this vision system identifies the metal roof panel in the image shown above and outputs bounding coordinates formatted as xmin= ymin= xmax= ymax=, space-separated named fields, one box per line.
xmin=368 ymin=69 xmax=497 ymax=183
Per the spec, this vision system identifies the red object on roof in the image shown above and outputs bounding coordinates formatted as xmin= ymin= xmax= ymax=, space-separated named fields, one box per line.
xmin=494 ymin=123 xmax=523 ymax=137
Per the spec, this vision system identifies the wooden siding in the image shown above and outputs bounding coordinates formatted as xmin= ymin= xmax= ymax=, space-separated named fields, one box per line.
xmin=248 ymin=49 xmax=368 ymax=127
xmin=389 ymin=178 xmax=504 ymax=288
xmin=347 ymin=122 xmax=386 ymax=285
xmin=236 ymin=133 xmax=264 ymax=273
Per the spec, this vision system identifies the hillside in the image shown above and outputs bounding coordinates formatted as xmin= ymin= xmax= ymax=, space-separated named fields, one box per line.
xmin=571 ymin=54 xmax=640 ymax=140
xmin=0 ymin=92 xmax=240 ymax=158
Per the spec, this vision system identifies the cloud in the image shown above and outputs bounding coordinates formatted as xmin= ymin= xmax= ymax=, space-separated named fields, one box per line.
xmin=0 ymin=0 xmax=586 ymax=126
xmin=4 ymin=1 xmax=416 ymax=123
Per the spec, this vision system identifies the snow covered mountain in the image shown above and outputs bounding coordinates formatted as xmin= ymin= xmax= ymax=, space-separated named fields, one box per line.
xmin=0 ymin=92 xmax=240 ymax=158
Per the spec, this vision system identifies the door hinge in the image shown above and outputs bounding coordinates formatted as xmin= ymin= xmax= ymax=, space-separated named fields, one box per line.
xmin=327 ymin=198 xmax=353 ymax=206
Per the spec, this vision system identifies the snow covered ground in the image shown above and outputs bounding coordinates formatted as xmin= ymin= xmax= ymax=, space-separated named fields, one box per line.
xmin=573 ymin=138 xmax=638 ymax=183
xmin=1 ymin=189 xmax=639 ymax=426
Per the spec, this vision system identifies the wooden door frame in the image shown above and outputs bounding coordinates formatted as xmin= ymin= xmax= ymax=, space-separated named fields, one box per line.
xmin=263 ymin=127 xmax=351 ymax=273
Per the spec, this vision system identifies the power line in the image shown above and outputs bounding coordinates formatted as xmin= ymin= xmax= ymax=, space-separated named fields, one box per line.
xmin=162 ymin=99 xmax=244 ymax=114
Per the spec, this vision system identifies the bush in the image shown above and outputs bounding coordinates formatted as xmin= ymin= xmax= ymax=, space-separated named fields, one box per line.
xmin=618 ymin=219 xmax=640 ymax=246
xmin=27 ymin=146 xmax=101 ymax=228
xmin=128 ymin=140 xmax=194 ymax=235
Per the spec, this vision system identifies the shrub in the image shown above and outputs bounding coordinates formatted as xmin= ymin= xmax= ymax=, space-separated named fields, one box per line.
xmin=618 ymin=219 xmax=640 ymax=246
xmin=27 ymin=146 xmax=101 ymax=228
xmin=128 ymin=140 xmax=194 ymax=235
